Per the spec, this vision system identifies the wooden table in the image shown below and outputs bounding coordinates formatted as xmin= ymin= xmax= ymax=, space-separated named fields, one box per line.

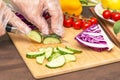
xmin=1 ymin=7 xmax=120 ymax=80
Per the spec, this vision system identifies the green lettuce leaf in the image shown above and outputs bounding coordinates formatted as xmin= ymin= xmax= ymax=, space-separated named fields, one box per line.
xmin=113 ymin=21 xmax=120 ymax=34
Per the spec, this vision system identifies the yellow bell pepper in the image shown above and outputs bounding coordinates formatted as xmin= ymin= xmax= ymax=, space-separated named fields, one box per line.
xmin=101 ymin=0 xmax=120 ymax=10
xmin=60 ymin=0 xmax=83 ymax=16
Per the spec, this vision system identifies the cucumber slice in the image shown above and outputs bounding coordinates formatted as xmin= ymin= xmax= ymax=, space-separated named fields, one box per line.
xmin=46 ymin=55 xmax=65 ymax=68
xmin=39 ymin=48 xmax=46 ymax=53
xmin=43 ymin=34 xmax=61 ymax=44
xmin=36 ymin=55 xmax=45 ymax=64
xmin=65 ymin=46 xmax=82 ymax=53
xmin=27 ymin=30 xmax=42 ymax=43
xmin=53 ymin=47 xmax=59 ymax=53
xmin=26 ymin=51 xmax=44 ymax=58
xmin=45 ymin=47 xmax=53 ymax=59
xmin=48 ymin=52 xmax=61 ymax=61
xmin=57 ymin=47 xmax=74 ymax=54
xmin=64 ymin=54 xmax=76 ymax=62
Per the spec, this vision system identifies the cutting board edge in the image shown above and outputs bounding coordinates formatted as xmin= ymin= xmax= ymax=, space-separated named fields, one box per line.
xmin=32 ymin=58 xmax=120 ymax=79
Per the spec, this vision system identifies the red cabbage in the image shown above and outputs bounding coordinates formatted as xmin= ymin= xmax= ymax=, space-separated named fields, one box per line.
xmin=75 ymin=24 xmax=114 ymax=52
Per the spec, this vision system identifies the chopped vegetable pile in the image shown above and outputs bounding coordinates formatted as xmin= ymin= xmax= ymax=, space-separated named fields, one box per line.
xmin=26 ymin=46 xmax=82 ymax=68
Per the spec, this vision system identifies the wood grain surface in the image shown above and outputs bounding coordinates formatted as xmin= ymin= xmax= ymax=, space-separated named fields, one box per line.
xmin=8 ymin=27 xmax=120 ymax=79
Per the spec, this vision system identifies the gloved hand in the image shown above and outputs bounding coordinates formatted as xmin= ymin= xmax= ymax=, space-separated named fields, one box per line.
xmin=10 ymin=0 xmax=64 ymax=37
xmin=0 ymin=0 xmax=31 ymax=36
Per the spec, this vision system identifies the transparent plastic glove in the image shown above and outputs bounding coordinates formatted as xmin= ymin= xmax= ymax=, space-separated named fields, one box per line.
xmin=10 ymin=0 xmax=64 ymax=37
xmin=0 ymin=0 xmax=31 ymax=36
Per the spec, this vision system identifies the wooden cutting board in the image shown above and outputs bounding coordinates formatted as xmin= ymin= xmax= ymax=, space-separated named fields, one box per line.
xmin=8 ymin=28 xmax=120 ymax=79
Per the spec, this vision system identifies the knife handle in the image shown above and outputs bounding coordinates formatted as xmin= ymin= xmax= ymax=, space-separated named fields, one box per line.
xmin=6 ymin=25 xmax=12 ymax=32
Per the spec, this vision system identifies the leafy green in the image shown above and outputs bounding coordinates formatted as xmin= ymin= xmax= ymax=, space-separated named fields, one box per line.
xmin=113 ymin=21 xmax=120 ymax=34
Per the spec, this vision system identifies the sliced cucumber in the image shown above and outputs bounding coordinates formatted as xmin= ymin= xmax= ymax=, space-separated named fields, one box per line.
xmin=64 ymin=54 xmax=76 ymax=62
xmin=57 ymin=47 xmax=74 ymax=54
xmin=48 ymin=33 xmax=61 ymax=38
xmin=36 ymin=55 xmax=45 ymax=64
xmin=39 ymin=48 xmax=46 ymax=53
xmin=46 ymin=55 xmax=65 ymax=68
xmin=48 ymin=52 xmax=61 ymax=61
xmin=27 ymin=30 xmax=42 ymax=43
xmin=45 ymin=47 xmax=53 ymax=59
xmin=53 ymin=47 xmax=59 ymax=53
xmin=26 ymin=46 xmax=82 ymax=68
xmin=65 ymin=46 xmax=82 ymax=53
xmin=26 ymin=51 xmax=44 ymax=58
xmin=43 ymin=34 xmax=61 ymax=44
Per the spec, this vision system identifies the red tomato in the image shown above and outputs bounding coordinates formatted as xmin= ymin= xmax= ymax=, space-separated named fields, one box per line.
xmin=111 ymin=12 xmax=116 ymax=18
xmin=111 ymin=12 xmax=120 ymax=21
xmin=82 ymin=20 xmax=92 ymax=30
xmin=89 ymin=17 xmax=98 ymax=25
xmin=102 ymin=10 xmax=111 ymax=19
xmin=72 ymin=19 xmax=82 ymax=30
xmin=63 ymin=16 xmax=73 ymax=28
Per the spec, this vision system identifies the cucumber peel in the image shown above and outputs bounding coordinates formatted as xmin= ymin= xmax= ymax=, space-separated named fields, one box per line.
xmin=53 ymin=47 xmax=59 ymax=53
xmin=65 ymin=46 xmax=82 ymax=53
xmin=48 ymin=52 xmax=61 ymax=61
xmin=26 ymin=51 xmax=44 ymax=59
xmin=57 ymin=47 xmax=74 ymax=54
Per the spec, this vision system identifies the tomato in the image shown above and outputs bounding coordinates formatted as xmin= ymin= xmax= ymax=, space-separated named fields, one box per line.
xmin=102 ymin=10 xmax=111 ymax=19
xmin=72 ymin=19 xmax=82 ymax=30
xmin=63 ymin=16 xmax=73 ymax=28
xmin=82 ymin=20 xmax=92 ymax=30
xmin=111 ymin=12 xmax=120 ymax=21
xmin=89 ymin=17 xmax=98 ymax=25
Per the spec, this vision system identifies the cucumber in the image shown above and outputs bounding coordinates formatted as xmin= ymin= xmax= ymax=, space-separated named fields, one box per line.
xmin=65 ymin=46 xmax=82 ymax=53
xmin=46 ymin=55 xmax=65 ymax=68
xmin=27 ymin=30 xmax=42 ymax=43
xmin=48 ymin=33 xmax=61 ymax=38
xmin=45 ymin=47 xmax=53 ymax=59
xmin=26 ymin=46 xmax=82 ymax=68
xmin=39 ymin=48 xmax=46 ymax=53
xmin=57 ymin=47 xmax=74 ymax=54
xmin=36 ymin=55 xmax=45 ymax=64
xmin=26 ymin=51 xmax=44 ymax=58
xmin=64 ymin=54 xmax=76 ymax=62
xmin=53 ymin=47 xmax=59 ymax=53
xmin=48 ymin=52 xmax=61 ymax=61
xmin=43 ymin=34 xmax=61 ymax=44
